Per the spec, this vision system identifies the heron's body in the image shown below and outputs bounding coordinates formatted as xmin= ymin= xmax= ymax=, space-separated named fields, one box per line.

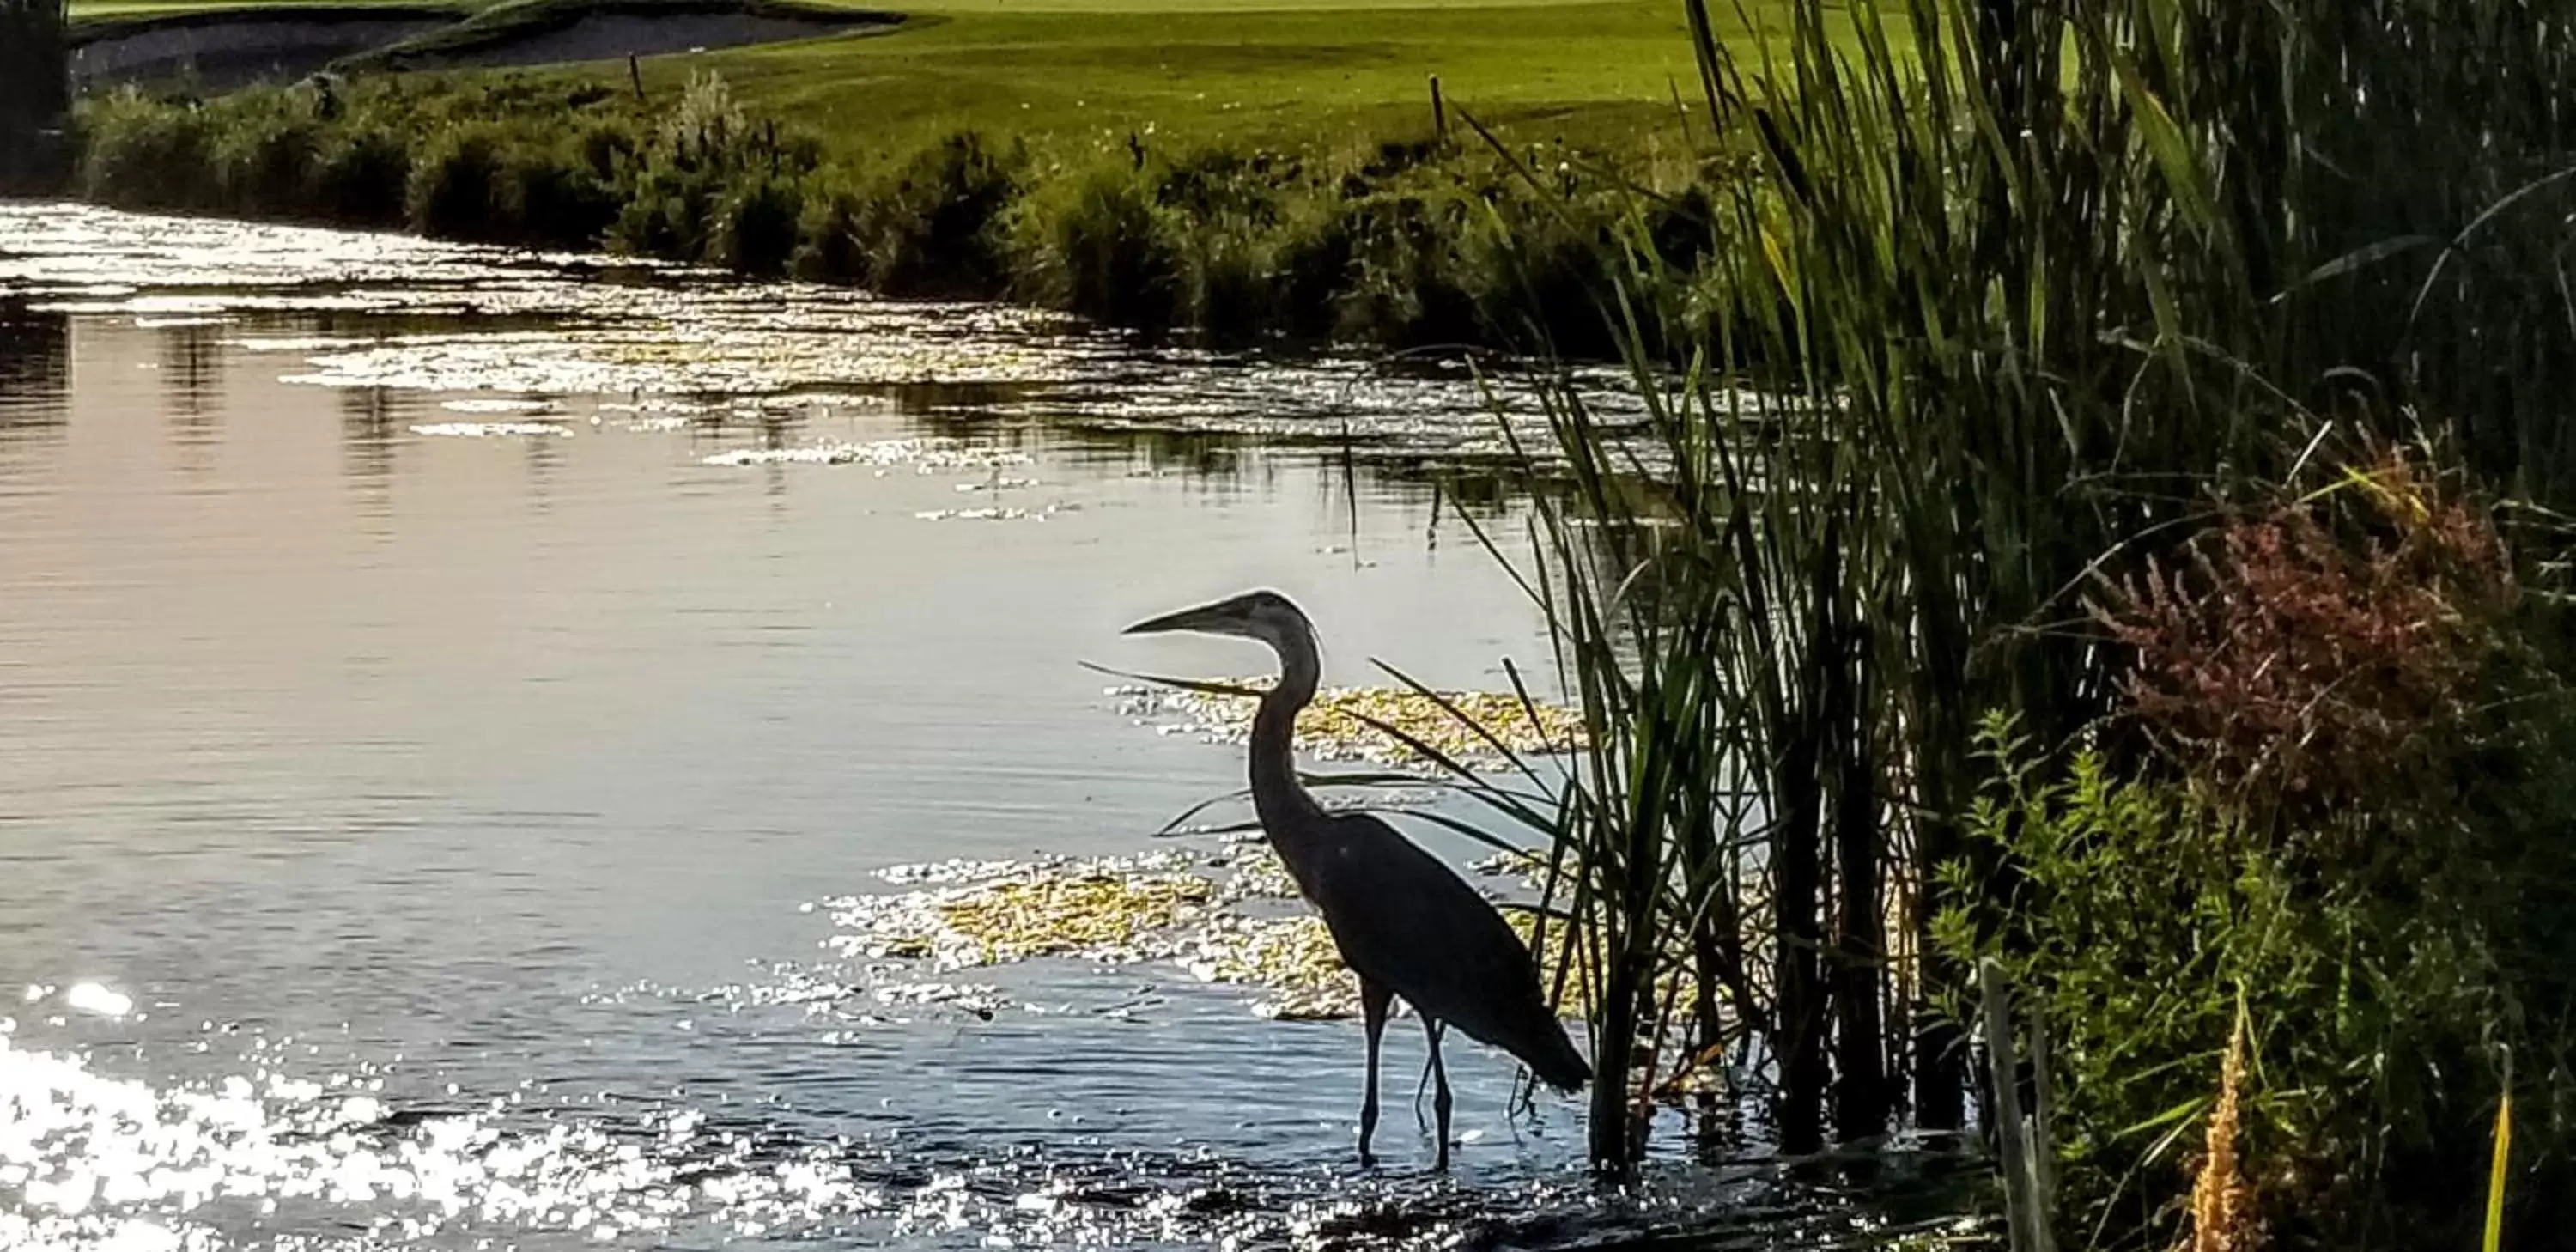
xmin=1290 ymin=811 xmax=1591 ymax=1083
xmin=1126 ymin=589 xmax=1589 ymax=1169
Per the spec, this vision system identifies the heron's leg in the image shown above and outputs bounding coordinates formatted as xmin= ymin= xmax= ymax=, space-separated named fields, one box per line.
xmin=1358 ymin=979 xmax=1393 ymax=1167
xmin=1423 ymin=1017 xmax=1453 ymax=1171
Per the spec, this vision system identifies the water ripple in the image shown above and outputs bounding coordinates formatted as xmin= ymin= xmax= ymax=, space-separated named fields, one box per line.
xmin=1 ymin=1024 xmax=1975 ymax=1251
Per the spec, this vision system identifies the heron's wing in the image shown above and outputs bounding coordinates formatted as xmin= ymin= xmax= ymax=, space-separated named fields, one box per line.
xmin=1302 ymin=812 xmax=1547 ymax=1047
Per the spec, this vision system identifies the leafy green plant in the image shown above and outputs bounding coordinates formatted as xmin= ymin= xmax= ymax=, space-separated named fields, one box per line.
xmin=857 ymin=131 xmax=1024 ymax=297
xmin=1009 ymin=159 xmax=1186 ymax=327
xmin=312 ymin=125 xmax=413 ymax=228
xmin=210 ymin=108 xmax=322 ymax=219
xmin=77 ymin=88 xmax=220 ymax=210
xmin=406 ymin=124 xmax=513 ymax=243
xmin=710 ymin=172 xmax=806 ymax=277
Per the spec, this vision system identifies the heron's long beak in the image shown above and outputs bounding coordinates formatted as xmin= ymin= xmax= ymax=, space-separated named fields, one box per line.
xmin=1121 ymin=599 xmax=1242 ymax=637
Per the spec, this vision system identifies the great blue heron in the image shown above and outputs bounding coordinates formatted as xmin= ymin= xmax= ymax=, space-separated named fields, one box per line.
xmin=1123 ymin=589 xmax=1590 ymax=1169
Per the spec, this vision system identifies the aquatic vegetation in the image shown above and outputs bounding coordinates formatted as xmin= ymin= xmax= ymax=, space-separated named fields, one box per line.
xmin=3 ymin=204 xmax=1655 ymax=472
xmin=823 ymin=848 xmax=1243 ymax=974
xmin=439 ymin=398 xmax=562 ymax=415
xmin=1108 ymin=680 xmax=1585 ymax=769
xmin=407 ymin=420 xmax=574 ymax=437
xmin=1170 ymin=915 xmax=1351 ymax=1020
xmin=933 ymin=872 xmax=1214 ymax=965
xmin=1337 ymin=0 xmax=2576 ymax=1237
xmin=909 ymin=505 xmax=1076 ymax=523
xmin=816 ymin=839 xmax=1564 ymax=1026
xmin=698 ymin=437 xmax=1031 ymax=471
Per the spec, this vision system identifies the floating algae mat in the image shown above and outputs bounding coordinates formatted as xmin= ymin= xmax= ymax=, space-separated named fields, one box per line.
xmin=700 ymin=437 xmax=1034 ymax=471
xmin=819 ymin=841 xmax=1557 ymax=1023
xmin=1170 ymin=913 xmax=1353 ymax=1020
xmin=1109 ymin=680 xmax=1588 ymax=769
xmin=929 ymin=871 xmax=1214 ymax=964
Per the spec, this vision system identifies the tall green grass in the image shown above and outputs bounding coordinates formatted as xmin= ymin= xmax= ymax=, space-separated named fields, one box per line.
xmin=1402 ymin=2 xmax=2576 ymax=1243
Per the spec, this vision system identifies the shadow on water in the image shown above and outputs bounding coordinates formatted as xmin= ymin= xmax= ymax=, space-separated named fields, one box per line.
xmin=337 ymin=384 xmax=402 ymax=512
xmin=0 ymin=301 xmax=68 ymax=456
xmin=158 ymin=319 xmax=225 ymax=474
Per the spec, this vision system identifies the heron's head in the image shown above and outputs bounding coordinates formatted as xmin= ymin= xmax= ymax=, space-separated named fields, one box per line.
xmin=1121 ymin=589 xmax=1315 ymax=654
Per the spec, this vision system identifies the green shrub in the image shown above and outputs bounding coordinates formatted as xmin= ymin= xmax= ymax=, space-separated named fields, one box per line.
xmin=211 ymin=114 xmax=323 ymax=219
xmin=502 ymin=142 xmax=621 ymax=253
xmin=606 ymin=158 xmax=719 ymax=259
xmin=77 ymin=89 xmax=219 ymax=210
xmin=790 ymin=185 xmax=866 ymax=283
xmin=657 ymin=70 xmax=751 ymax=174
xmin=313 ymin=125 xmax=413 ymax=228
xmin=406 ymin=125 xmax=513 ymax=243
xmin=1173 ymin=211 xmax=1282 ymax=344
xmin=710 ymin=173 xmax=805 ymax=277
xmin=858 ymin=131 xmax=1022 ymax=297
xmin=1332 ymin=190 xmax=1479 ymax=346
xmin=574 ymin=119 xmax=641 ymax=182
xmin=1012 ymin=161 xmax=1184 ymax=328
xmin=607 ymin=74 xmax=814 ymax=264
xmin=1941 ymin=453 xmax=2576 ymax=1248
xmin=60 ymin=73 xmax=1711 ymax=355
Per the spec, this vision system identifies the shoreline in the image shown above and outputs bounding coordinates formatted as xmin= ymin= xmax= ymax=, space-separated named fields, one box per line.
xmin=65 ymin=70 xmax=1703 ymax=362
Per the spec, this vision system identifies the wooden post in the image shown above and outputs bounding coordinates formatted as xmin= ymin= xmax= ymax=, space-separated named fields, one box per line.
xmin=1429 ymin=75 xmax=1448 ymax=145
xmin=2029 ymin=1000 xmax=2058 ymax=1214
xmin=629 ymin=52 xmax=646 ymax=101
xmin=1980 ymin=960 xmax=2054 ymax=1252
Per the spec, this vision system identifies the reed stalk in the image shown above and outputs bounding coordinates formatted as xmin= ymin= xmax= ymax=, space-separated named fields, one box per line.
xmin=1418 ymin=0 xmax=2576 ymax=1194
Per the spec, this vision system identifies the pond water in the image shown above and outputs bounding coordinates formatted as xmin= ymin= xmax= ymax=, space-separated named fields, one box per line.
xmin=0 ymin=204 xmax=1973 ymax=1250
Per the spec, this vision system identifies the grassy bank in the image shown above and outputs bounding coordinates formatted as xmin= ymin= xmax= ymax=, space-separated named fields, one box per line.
xmin=617 ymin=0 xmax=1766 ymax=152
xmin=72 ymin=62 xmax=1752 ymax=354
xmin=67 ymin=0 xmax=1808 ymax=147
xmin=39 ymin=0 xmax=1884 ymax=409
xmin=59 ymin=0 xmax=1838 ymax=353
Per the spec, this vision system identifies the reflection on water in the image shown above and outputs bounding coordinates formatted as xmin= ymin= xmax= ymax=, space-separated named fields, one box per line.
xmin=0 ymin=204 xmax=1976 ymax=1250
xmin=337 ymin=386 xmax=404 ymax=530
xmin=0 ymin=304 xmax=67 ymax=459
xmin=156 ymin=320 xmax=226 ymax=477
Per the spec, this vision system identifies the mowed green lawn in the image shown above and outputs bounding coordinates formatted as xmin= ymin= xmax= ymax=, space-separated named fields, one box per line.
xmin=664 ymin=2 xmax=1737 ymax=151
xmin=69 ymin=0 xmax=1866 ymax=155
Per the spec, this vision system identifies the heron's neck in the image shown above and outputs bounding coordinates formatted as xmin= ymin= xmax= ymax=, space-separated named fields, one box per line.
xmin=1249 ymin=624 xmax=1327 ymax=846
